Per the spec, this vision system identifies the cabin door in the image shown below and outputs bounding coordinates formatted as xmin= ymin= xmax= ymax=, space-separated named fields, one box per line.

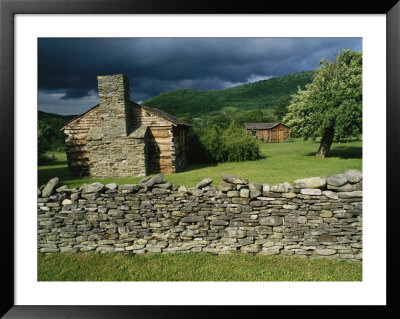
xmin=278 ymin=129 xmax=284 ymax=142
xmin=262 ymin=130 xmax=268 ymax=142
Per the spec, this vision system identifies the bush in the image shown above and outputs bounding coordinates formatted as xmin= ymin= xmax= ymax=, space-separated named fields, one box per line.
xmin=38 ymin=152 xmax=56 ymax=165
xmin=186 ymin=127 xmax=215 ymax=163
xmin=188 ymin=123 xmax=261 ymax=163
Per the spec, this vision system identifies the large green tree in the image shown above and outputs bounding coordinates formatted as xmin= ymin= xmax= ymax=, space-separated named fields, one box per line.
xmin=284 ymin=49 xmax=362 ymax=157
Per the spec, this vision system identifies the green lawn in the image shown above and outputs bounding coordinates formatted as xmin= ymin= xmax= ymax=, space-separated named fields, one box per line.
xmin=38 ymin=253 xmax=362 ymax=281
xmin=38 ymin=138 xmax=362 ymax=188
xmin=38 ymin=139 xmax=362 ymax=281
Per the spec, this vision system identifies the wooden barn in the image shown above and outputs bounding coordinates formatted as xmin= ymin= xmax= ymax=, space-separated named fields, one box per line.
xmin=245 ymin=122 xmax=291 ymax=143
xmin=60 ymin=74 xmax=191 ymax=177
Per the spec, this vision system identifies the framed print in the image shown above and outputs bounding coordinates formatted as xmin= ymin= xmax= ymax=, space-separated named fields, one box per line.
xmin=1 ymin=0 xmax=399 ymax=317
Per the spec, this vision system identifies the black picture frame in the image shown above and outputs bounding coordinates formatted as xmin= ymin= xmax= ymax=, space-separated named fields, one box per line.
xmin=1 ymin=0 xmax=398 ymax=317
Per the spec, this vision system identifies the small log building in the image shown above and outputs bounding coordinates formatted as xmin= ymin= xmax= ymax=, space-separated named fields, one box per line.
xmin=245 ymin=122 xmax=291 ymax=143
xmin=61 ymin=74 xmax=191 ymax=177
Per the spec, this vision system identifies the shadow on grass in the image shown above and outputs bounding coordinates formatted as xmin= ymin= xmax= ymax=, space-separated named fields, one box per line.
xmin=304 ymin=146 xmax=362 ymax=159
xmin=182 ymin=161 xmax=218 ymax=172
xmin=38 ymin=166 xmax=70 ymax=186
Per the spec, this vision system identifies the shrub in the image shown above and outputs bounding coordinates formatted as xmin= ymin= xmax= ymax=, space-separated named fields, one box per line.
xmin=188 ymin=123 xmax=260 ymax=163
xmin=219 ymin=123 xmax=261 ymax=162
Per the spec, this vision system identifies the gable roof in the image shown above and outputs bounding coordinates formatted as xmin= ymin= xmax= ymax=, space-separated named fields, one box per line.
xmin=138 ymin=103 xmax=191 ymax=127
xmin=60 ymin=102 xmax=191 ymax=131
xmin=60 ymin=104 xmax=100 ymax=131
xmin=244 ymin=122 xmax=290 ymax=130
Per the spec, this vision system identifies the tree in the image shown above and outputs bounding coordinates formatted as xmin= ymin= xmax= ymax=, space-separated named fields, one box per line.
xmin=283 ymin=49 xmax=362 ymax=157
xmin=274 ymin=96 xmax=291 ymax=121
xmin=38 ymin=120 xmax=55 ymax=163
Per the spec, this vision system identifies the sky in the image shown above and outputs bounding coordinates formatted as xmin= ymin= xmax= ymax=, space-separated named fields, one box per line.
xmin=38 ymin=38 xmax=362 ymax=115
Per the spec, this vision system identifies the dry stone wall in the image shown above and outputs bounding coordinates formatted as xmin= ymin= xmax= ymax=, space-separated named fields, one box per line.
xmin=86 ymin=126 xmax=149 ymax=177
xmin=38 ymin=170 xmax=362 ymax=262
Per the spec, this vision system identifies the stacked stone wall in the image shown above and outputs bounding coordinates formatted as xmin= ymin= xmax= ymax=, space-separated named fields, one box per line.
xmin=38 ymin=170 xmax=362 ymax=262
xmin=87 ymin=132 xmax=148 ymax=178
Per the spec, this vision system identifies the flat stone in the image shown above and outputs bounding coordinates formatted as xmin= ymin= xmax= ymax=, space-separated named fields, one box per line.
xmin=210 ymin=220 xmax=229 ymax=226
xmin=327 ymin=183 xmax=353 ymax=192
xmin=316 ymin=249 xmax=337 ymax=256
xmin=262 ymin=184 xmax=270 ymax=192
xmin=81 ymin=193 xmax=98 ymax=201
xmin=218 ymin=182 xmax=234 ymax=192
xmin=178 ymin=186 xmax=188 ymax=192
xmin=41 ymin=177 xmax=59 ymax=197
xmin=152 ymin=188 xmax=171 ymax=195
xmin=227 ymin=191 xmax=240 ymax=197
xmin=82 ymin=182 xmax=104 ymax=194
xmin=345 ymin=169 xmax=362 ymax=183
xmin=322 ymin=191 xmax=338 ymax=200
xmin=250 ymin=190 xmax=262 ymax=198
xmin=297 ymin=216 xmax=307 ymax=224
xmin=196 ymin=178 xmax=213 ymax=189
xmin=56 ymin=185 xmax=69 ymax=193
xmin=224 ymin=227 xmax=246 ymax=238
xmin=241 ymin=244 xmax=262 ymax=253
xmin=301 ymin=189 xmax=322 ymax=195
xmin=140 ymin=173 xmax=163 ymax=187
xmin=326 ymin=174 xmax=348 ymax=187
xmin=105 ymin=183 xmax=118 ymax=190
xmin=62 ymin=199 xmax=73 ymax=206
xmin=337 ymin=191 xmax=362 ymax=198
xmin=352 ymin=181 xmax=363 ymax=191
xmin=256 ymin=197 xmax=276 ymax=201
xmin=190 ymin=188 xmax=203 ymax=196
xmin=153 ymin=181 xmax=172 ymax=190
xmin=70 ymin=193 xmax=79 ymax=201
xmin=284 ymin=182 xmax=294 ymax=192
xmin=319 ymin=210 xmax=333 ymax=218
xmin=318 ymin=235 xmax=338 ymax=242
xmin=181 ymin=216 xmax=205 ymax=223
xmin=294 ymin=177 xmax=326 ymax=189
xmin=240 ymin=188 xmax=249 ymax=198
xmin=249 ymin=182 xmax=262 ymax=192
xmin=259 ymin=216 xmax=283 ymax=226
xmin=270 ymin=183 xmax=287 ymax=193
xmin=232 ymin=197 xmax=251 ymax=205
xmin=119 ymin=184 xmax=140 ymax=193
xmin=283 ymin=192 xmax=297 ymax=199
xmin=221 ymin=173 xmax=248 ymax=185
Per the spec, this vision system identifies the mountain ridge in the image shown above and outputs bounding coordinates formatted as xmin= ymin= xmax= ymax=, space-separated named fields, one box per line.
xmin=142 ymin=70 xmax=315 ymax=115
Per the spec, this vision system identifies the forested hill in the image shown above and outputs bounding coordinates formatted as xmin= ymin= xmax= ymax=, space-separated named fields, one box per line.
xmin=38 ymin=110 xmax=77 ymax=126
xmin=143 ymin=70 xmax=314 ymax=116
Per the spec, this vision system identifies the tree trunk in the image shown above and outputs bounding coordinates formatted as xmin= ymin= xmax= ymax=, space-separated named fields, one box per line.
xmin=316 ymin=126 xmax=335 ymax=158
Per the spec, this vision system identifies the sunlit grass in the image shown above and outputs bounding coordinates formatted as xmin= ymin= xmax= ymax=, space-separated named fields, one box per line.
xmin=38 ymin=138 xmax=361 ymax=188
xmin=38 ymin=253 xmax=362 ymax=282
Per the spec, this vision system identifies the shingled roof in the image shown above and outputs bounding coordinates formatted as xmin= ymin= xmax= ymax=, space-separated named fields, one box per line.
xmin=244 ymin=122 xmax=289 ymax=130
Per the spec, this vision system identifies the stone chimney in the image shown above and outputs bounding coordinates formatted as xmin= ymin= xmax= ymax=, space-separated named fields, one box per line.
xmin=97 ymin=74 xmax=132 ymax=136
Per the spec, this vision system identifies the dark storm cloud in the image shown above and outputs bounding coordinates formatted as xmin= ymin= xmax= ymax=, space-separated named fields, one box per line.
xmin=38 ymin=38 xmax=362 ymax=114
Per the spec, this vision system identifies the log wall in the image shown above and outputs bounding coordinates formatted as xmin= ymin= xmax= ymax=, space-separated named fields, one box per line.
xmin=63 ymin=107 xmax=101 ymax=176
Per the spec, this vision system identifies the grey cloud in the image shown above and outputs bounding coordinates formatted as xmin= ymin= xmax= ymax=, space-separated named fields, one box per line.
xmin=38 ymin=37 xmax=362 ymax=114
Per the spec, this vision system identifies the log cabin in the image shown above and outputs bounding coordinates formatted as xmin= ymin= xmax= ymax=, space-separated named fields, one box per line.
xmin=60 ymin=74 xmax=191 ymax=177
xmin=245 ymin=122 xmax=291 ymax=143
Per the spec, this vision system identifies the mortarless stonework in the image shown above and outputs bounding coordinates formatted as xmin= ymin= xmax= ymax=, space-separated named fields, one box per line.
xmin=87 ymin=74 xmax=148 ymax=177
xmin=86 ymin=126 xmax=149 ymax=177
xmin=38 ymin=170 xmax=362 ymax=262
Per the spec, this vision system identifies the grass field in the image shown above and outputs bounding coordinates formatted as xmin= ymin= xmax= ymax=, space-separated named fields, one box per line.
xmin=38 ymin=253 xmax=362 ymax=281
xmin=38 ymin=138 xmax=362 ymax=188
xmin=38 ymin=138 xmax=362 ymax=282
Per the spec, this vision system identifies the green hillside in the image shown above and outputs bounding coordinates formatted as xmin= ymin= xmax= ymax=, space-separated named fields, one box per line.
xmin=143 ymin=71 xmax=314 ymax=115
